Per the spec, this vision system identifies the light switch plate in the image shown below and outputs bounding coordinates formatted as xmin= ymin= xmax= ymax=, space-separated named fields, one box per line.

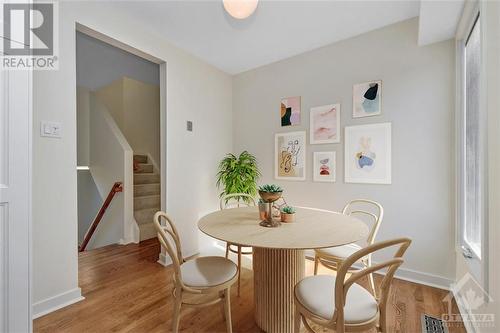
xmin=187 ymin=121 xmax=193 ymax=132
xmin=40 ymin=121 xmax=62 ymax=138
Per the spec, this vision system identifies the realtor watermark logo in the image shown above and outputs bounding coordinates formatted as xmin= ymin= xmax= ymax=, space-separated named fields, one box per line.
xmin=2 ymin=1 xmax=58 ymax=70
xmin=442 ymin=273 xmax=495 ymax=329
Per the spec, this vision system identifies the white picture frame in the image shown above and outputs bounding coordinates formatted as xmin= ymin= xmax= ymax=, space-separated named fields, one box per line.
xmin=313 ymin=151 xmax=336 ymax=182
xmin=352 ymin=80 xmax=382 ymax=118
xmin=275 ymin=131 xmax=306 ymax=181
xmin=310 ymin=103 xmax=341 ymax=144
xmin=344 ymin=123 xmax=391 ymax=184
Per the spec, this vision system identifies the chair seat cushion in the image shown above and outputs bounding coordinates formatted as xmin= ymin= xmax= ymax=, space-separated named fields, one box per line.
xmin=181 ymin=256 xmax=237 ymax=288
xmin=295 ymin=275 xmax=378 ymax=324
xmin=316 ymin=243 xmax=363 ymax=259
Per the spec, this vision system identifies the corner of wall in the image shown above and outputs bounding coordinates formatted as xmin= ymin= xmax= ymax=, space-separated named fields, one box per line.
xmin=32 ymin=288 xmax=84 ymax=320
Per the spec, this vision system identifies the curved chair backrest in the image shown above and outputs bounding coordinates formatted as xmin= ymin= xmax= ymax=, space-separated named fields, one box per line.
xmin=342 ymin=199 xmax=383 ymax=245
xmin=331 ymin=238 xmax=411 ymax=331
xmin=153 ymin=211 xmax=183 ymax=283
xmin=220 ymin=193 xmax=256 ymax=210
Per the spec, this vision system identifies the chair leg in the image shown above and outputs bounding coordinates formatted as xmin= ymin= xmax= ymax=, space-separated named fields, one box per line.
xmin=366 ymin=256 xmax=377 ymax=298
xmin=172 ymin=293 xmax=182 ymax=333
xmin=314 ymin=254 xmax=319 ymax=275
xmin=368 ymin=272 xmax=376 ymax=298
xmin=294 ymin=304 xmax=301 ymax=333
xmin=223 ymin=288 xmax=233 ymax=333
xmin=219 ymin=291 xmax=226 ymax=320
xmin=237 ymin=246 xmax=242 ymax=296
xmin=225 ymin=243 xmax=230 ymax=259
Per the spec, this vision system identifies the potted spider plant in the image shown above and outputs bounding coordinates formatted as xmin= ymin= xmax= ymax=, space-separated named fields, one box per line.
xmin=216 ymin=151 xmax=261 ymax=204
xmin=280 ymin=206 xmax=296 ymax=223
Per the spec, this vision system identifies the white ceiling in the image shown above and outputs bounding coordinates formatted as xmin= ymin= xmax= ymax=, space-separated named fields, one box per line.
xmin=110 ymin=0 xmax=460 ymax=75
xmin=418 ymin=0 xmax=464 ymax=46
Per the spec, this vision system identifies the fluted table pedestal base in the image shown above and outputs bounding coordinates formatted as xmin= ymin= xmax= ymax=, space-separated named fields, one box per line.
xmin=253 ymin=248 xmax=305 ymax=333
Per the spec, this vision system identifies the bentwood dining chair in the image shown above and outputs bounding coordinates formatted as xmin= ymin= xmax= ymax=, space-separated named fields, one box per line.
xmin=295 ymin=238 xmax=411 ymax=333
xmin=153 ymin=211 xmax=238 ymax=333
xmin=220 ymin=193 xmax=256 ymax=296
xmin=314 ymin=199 xmax=383 ymax=297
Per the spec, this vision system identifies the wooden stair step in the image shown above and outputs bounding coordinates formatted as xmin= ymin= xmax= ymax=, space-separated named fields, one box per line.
xmin=133 ymin=154 xmax=148 ymax=164
xmin=134 ymin=173 xmax=160 ymax=185
xmin=134 ymin=163 xmax=153 ymax=174
xmin=134 ymin=208 xmax=158 ymax=225
xmin=134 ymin=195 xmax=160 ymax=210
xmin=134 ymin=183 xmax=160 ymax=197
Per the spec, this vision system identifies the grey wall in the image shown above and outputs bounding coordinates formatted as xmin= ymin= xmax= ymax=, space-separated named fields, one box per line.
xmin=77 ymin=170 xmax=102 ymax=244
xmin=76 ymin=31 xmax=159 ymax=90
xmin=233 ymin=18 xmax=456 ymax=284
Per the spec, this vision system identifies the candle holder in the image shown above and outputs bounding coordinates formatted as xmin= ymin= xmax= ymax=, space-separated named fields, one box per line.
xmin=258 ymin=190 xmax=282 ymax=228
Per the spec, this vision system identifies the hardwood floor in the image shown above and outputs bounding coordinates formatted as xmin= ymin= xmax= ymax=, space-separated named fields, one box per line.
xmin=34 ymin=239 xmax=466 ymax=333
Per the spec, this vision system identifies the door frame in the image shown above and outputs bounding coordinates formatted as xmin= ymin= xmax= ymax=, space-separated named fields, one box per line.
xmin=74 ymin=23 xmax=168 ymax=241
xmin=0 ymin=66 xmax=33 ymax=331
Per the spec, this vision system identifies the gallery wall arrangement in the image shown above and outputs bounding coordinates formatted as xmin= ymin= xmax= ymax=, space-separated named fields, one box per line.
xmin=274 ymin=80 xmax=391 ymax=184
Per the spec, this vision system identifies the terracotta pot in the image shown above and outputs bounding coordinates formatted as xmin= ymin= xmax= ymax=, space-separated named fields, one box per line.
xmin=280 ymin=212 xmax=295 ymax=223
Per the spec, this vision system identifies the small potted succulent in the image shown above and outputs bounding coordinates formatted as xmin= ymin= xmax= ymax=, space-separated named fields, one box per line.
xmin=280 ymin=206 xmax=296 ymax=223
xmin=258 ymin=184 xmax=283 ymax=203
xmin=258 ymin=184 xmax=283 ymax=228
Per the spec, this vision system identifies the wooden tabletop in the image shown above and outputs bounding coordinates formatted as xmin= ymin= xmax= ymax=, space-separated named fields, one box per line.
xmin=198 ymin=206 xmax=369 ymax=250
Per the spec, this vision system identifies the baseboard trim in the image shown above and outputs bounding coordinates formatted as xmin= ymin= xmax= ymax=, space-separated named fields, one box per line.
xmin=32 ymin=288 xmax=84 ymax=319
xmin=392 ymin=267 xmax=454 ymax=291
xmin=304 ymin=250 xmax=453 ymax=291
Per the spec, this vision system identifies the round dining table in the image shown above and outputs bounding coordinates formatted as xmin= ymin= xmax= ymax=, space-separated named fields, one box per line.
xmin=198 ymin=206 xmax=369 ymax=333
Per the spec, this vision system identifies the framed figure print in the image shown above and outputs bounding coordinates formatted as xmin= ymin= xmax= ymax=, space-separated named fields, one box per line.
xmin=275 ymin=131 xmax=306 ymax=181
xmin=345 ymin=123 xmax=391 ymax=184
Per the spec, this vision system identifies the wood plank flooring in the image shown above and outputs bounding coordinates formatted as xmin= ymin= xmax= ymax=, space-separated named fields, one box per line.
xmin=34 ymin=239 xmax=466 ymax=333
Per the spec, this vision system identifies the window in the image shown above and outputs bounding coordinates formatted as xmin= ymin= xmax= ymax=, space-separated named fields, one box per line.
xmin=462 ymin=15 xmax=484 ymax=260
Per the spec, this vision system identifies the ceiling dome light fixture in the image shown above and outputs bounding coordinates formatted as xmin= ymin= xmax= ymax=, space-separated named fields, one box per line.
xmin=223 ymin=0 xmax=259 ymax=19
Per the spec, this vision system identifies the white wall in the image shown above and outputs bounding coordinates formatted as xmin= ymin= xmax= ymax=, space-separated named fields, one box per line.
xmin=32 ymin=1 xmax=232 ymax=316
xmin=76 ymin=87 xmax=90 ymax=166
xmin=232 ymin=18 xmax=456 ymax=288
xmin=77 ymin=170 xmax=101 ymax=244
xmin=76 ymin=31 xmax=159 ymax=90
xmin=95 ymin=77 xmax=161 ymax=166
xmin=89 ymin=93 xmax=134 ymax=248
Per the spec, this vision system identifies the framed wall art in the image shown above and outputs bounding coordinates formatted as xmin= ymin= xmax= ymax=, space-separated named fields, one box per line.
xmin=275 ymin=131 xmax=306 ymax=181
xmin=353 ymin=80 xmax=382 ymax=118
xmin=313 ymin=151 xmax=336 ymax=182
xmin=345 ymin=123 xmax=391 ymax=184
xmin=310 ymin=103 xmax=340 ymax=144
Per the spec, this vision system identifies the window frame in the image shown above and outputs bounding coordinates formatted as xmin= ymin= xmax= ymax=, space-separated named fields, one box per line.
xmin=457 ymin=8 xmax=488 ymax=282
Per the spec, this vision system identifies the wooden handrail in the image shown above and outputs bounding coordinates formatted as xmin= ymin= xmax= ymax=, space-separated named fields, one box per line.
xmin=79 ymin=182 xmax=123 ymax=252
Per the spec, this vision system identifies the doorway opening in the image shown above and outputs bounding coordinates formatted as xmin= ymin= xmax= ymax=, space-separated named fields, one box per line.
xmin=75 ymin=25 xmax=166 ymax=253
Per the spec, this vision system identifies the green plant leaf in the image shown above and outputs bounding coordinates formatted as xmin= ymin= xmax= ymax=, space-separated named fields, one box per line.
xmin=216 ymin=151 xmax=261 ymax=200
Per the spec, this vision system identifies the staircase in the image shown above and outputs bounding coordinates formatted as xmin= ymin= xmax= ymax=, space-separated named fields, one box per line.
xmin=133 ymin=154 xmax=160 ymax=241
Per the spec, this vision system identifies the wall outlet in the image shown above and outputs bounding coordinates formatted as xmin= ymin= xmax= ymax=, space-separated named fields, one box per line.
xmin=40 ymin=121 xmax=62 ymax=138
